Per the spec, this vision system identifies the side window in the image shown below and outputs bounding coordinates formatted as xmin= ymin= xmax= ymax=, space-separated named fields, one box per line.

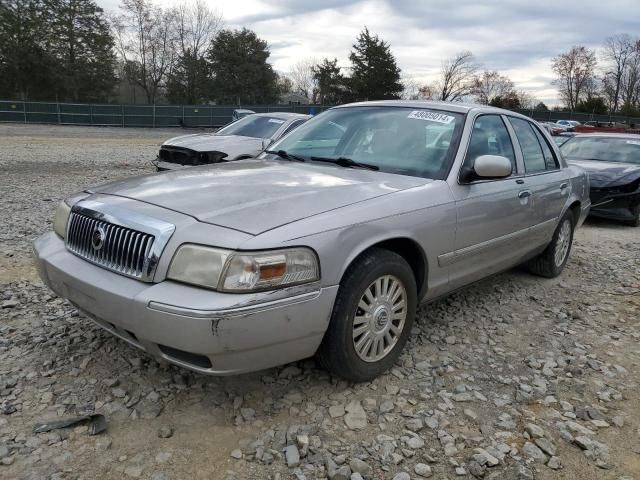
xmin=509 ymin=117 xmax=547 ymax=173
xmin=531 ymin=126 xmax=559 ymax=169
xmin=279 ymin=120 xmax=305 ymax=138
xmin=463 ymin=115 xmax=516 ymax=173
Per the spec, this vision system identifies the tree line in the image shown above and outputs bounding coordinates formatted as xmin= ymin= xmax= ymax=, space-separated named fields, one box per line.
xmin=1 ymin=0 xmax=639 ymax=115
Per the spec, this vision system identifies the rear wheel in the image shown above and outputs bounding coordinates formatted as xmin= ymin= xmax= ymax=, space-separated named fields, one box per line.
xmin=316 ymin=248 xmax=417 ymax=382
xmin=527 ymin=212 xmax=575 ymax=278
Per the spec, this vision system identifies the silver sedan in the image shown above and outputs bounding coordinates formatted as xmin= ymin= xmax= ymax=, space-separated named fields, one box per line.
xmin=33 ymin=101 xmax=590 ymax=382
xmin=154 ymin=112 xmax=310 ymax=171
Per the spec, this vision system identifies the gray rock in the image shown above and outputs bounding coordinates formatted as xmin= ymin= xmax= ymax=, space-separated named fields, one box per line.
xmin=393 ymin=473 xmax=411 ymax=480
xmin=525 ymin=423 xmax=545 ymax=439
xmin=344 ymin=400 xmax=367 ymax=430
xmin=522 ymin=442 xmax=548 ymax=463
xmin=284 ymin=445 xmax=300 ymax=467
xmin=329 ymin=405 xmax=345 ymax=418
xmin=349 ymin=458 xmax=371 ymax=476
xmin=547 ymin=456 xmax=562 ymax=470
xmin=230 ymin=449 xmax=243 ymax=459
xmin=157 ymin=426 xmax=173 ymax=438
xmin=350 ymin=474 xmax=365 ymax=480
xmin=535 ymin=437 xmax=557 ymax=457
xmin=414 ymin=462 xmax=432 ymax=477
xmin=0 ymin=446 xmax=8 ymax=459
xmin=124 ymin=465 xmax=143 ymax=478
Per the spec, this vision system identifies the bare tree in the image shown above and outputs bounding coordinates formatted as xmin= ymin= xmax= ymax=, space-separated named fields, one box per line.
xmin=174 ymin=0 xmax=222 ymax=59
xmin=471 ymin=70 xmax=515 ymax=105
xmin=288 ymin=58 xmax=318 ymax=103
xmin=400 ymin=76 xmax=421 ymax=100
xmin=167 ymin=0 xmax=223 ymax=103
xmin=551 ymin=46 xmax=597 ymax=111
xmin=620 ymin=39 xmax=640 ymax=109
xmin=601 ymin=34 xmax=635 ymax=112
xmin=112 ymin=0 xmax=176 ymax=104
xmin=431 ymin=51 xmax=479 ymax=102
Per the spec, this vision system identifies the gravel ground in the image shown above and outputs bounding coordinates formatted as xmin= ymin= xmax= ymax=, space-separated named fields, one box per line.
xmin=0 ymin=124 xmax=639 ymax=480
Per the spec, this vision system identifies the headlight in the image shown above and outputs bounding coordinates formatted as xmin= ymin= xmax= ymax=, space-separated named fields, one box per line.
xmin=53 ymin=201 xmax=72 ymax=239
xmin=167 ymin=245 xmax=319 ymax=292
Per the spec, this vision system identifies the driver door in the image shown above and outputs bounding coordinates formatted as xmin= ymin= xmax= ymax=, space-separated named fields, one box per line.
xmin=446 ymin=114 xmax=532 ymax=289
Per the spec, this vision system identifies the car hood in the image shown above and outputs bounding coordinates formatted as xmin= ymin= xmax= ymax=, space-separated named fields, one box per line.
xmin=567 ymin=159 xmax=640 ymax=188
xmin=91 ymin=159 xmax=430 ymax=235
xmin=163 ymin=134 xmax=264 ymax=157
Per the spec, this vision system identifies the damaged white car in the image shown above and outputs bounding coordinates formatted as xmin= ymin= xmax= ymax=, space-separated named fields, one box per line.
xmin=153 ymin=112 xmax=310 ymax=171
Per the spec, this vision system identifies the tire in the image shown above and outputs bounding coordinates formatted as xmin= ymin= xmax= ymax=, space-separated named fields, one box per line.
xmin=316 ymin=248 xmax=417 ymax=382
xmin=627 ymin=204 xmax=640 ymax=227
xmin=527 ymin=211 xmax=575 ymax=278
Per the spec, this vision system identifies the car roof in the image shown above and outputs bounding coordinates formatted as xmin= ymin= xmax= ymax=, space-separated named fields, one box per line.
xmin=332 ymin=99 xmax=530 ymax=118
xmin=233 ymin=109 xmax=255 ymax=113
xmin=252 ymin=112 xmax=311 ymax=120
xmin=572 ymin=132 xmax=640 ymax=139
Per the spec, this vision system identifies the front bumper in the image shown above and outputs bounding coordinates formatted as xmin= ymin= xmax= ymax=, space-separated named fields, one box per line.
xmin=151 ymin=158 xmax=188 ymax=171
xmin=33 ymin=232 xmax=338 ymax=375
xmin=589 ymin=187 xmax=640 ymax=222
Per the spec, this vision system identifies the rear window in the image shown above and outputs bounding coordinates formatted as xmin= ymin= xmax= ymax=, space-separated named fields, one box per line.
xmin=217 ymin=116 xmax=285 ymax=139
xmin=560 ymin=136 xmax=640 ymax=164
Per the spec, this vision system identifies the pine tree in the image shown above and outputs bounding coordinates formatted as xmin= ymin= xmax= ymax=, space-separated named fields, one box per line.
xmin=47 ymin=0 xmax=117 ymax=102
xmin=0 ymin=0 xmax=57 ymax=100
xmin=312 ymin=58 xmax=345 ymax=104
xmin=207 ymin=28 xmax=278 ymax=105
xmin=348 ymin=27 xmax=403 ymax=101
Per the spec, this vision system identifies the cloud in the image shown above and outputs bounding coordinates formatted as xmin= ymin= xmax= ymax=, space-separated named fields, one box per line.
xmin=97 ymin=0 xmax=640 ymax=105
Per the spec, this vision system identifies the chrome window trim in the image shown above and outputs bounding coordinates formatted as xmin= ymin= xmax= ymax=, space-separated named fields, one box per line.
xmin=67 ymin=199 xmax=175 ymax=282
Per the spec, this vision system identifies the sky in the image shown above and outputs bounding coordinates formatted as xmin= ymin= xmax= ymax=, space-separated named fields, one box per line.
xmin=96 ymin=0 xmax=640 ymax=106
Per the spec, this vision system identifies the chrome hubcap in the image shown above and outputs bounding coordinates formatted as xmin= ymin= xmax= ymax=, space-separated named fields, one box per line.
xmin=352 ymin=275 xmax=407 ymax=363
xmin=554 ymin=219 xmax=572 ymax=267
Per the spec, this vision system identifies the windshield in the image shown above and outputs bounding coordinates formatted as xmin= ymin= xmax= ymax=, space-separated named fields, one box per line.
xmin=217 ymin=115 xmax=286 ymax=139
xmin=268 ymin=106 xmax=463 ymax=179
xmin=560 ymin=136 xmax=640 ymax=164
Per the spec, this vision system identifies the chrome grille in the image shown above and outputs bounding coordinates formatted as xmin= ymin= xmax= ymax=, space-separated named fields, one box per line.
xmin=66 ymin=211 xmax=155 ymax=280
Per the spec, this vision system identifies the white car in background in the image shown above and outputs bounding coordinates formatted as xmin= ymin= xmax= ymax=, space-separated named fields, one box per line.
xmin=154 ymin=112 xmax=310 ymax=171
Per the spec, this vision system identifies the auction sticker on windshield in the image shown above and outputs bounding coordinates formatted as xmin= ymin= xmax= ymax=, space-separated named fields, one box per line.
xmin=626 ymin=140 xmax=640 ymax=146
xmin=408 ymin=111 xmax=455 ymax=124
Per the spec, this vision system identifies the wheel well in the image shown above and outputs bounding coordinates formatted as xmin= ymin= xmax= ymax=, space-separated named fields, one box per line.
xmin=568 ymin=201 xmax=581 ymax=224
xmin=352 ymin=238 xmax=428 ymax=296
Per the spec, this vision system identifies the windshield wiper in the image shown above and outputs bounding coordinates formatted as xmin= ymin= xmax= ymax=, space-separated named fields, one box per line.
xmin=310 ymin=156 xmax=379 ymax=171
xmin=264 ymin=149 xmax=306 ymax=162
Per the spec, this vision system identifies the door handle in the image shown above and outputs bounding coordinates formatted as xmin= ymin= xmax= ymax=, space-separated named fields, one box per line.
xmin=518 ymin=190 xmax=532 ymax=199
xmin=560 ymin=182 xmax=568 ymax=190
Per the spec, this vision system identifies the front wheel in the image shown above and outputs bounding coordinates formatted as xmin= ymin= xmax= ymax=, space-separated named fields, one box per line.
xmin=316 ymin=248 xmax=417 ymax=382
xmin=527 ymin=212 xmax=575 ymax=278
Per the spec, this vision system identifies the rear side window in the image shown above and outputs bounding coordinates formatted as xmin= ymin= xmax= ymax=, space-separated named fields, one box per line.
xmin=509 ymin=117 xmax=547 ymax=173
xmin=279 ymin=119 xmax=305 ymax=138
xmin=532 ymin=127 xmax=559 ymax=169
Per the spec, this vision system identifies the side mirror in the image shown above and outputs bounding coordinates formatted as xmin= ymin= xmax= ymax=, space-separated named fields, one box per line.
xmin=261 ymin=138 xmax=273 ymax=150
xmin=473 ymin=155 xmax=512 ymax=178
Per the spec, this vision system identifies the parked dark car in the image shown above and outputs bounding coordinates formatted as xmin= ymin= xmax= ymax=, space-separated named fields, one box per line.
xmin=562 ymin=133 xmax=640 ymax=226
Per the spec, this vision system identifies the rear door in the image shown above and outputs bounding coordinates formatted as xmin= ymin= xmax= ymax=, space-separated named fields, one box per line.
xmin=446 ymin=114 xmax=532 ymax=289
xmin=507 ymin=117 xmax=570 ymax=244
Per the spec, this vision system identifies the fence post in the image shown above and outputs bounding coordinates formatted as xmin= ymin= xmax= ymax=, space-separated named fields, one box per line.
xmin=122 ymin=104 xmax=125 ymax=127
xmin=89 ymin=104 xmax=93 ymax=126
xmin=23 ymin=101 xmax=27 ymax=123
xmin=182 ymin=105 xmax=185 ymax=127
xmin=56 ymin=102 xmax=61 ymax=125
xmin=153 ymin=104 xmax=156 ymax=128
